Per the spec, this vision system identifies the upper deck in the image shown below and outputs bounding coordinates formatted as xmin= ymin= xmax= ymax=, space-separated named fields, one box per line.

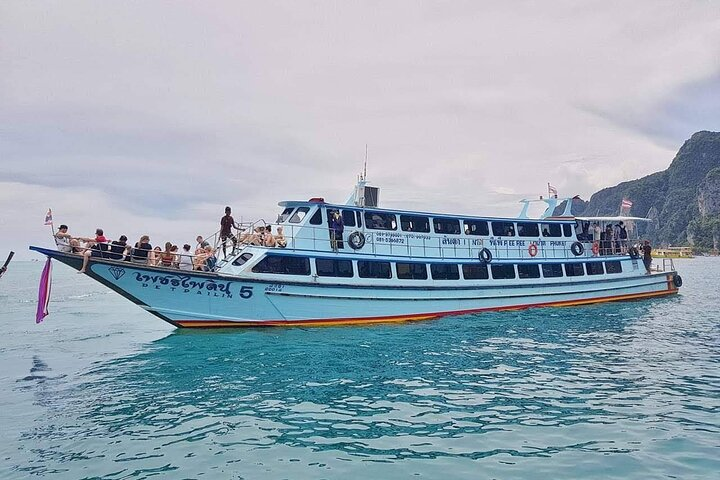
xmin=271 ymin=199 xmax=591 ymax=263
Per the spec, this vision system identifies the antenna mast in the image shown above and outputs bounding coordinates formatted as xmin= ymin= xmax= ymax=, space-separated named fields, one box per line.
xmin=363 ymin=144 xmax=368 ymax=180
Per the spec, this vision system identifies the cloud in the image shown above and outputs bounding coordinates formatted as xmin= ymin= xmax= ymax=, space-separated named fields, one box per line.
xmin=2 ymin=1 xmax=719 ymax=259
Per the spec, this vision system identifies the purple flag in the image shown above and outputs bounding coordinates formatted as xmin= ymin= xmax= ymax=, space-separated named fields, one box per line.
xmin=36 ymin=257 xmax=52 ymax=324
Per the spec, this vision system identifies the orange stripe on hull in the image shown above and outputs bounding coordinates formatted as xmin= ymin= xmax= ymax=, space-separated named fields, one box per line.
xmin=174 ymin=287 xmax=678 ymax=328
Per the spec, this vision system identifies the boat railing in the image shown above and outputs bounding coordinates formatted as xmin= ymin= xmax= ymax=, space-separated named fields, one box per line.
xmin=653 ymin=258 xmax=676 ymax=273
xmin=275 ymin=223 xmax=628 ymax=262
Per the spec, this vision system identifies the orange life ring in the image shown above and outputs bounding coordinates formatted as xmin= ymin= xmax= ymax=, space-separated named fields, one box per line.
xmin=592 ymin=241 xmax=600 ymax=255
xmin=528 ymin=243 xmax=538 ymax=257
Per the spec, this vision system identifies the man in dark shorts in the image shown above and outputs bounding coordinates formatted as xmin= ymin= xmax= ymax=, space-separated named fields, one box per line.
xmin=220 ymin=206 xmax=239 ymax=257
xmin=642 ymin=240 xmax=653 ymax=274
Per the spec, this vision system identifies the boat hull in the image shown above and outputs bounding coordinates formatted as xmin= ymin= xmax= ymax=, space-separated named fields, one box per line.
xmin=30 ymin=247 xmax=679 ymax=328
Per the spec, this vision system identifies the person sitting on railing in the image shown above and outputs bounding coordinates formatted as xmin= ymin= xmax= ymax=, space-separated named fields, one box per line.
xmin=275 ymin=226 xmax=287 ymax=248
xmin=193 ymin=245 xmax=209 ymax=270
xmin=54 ymin=224 xmax=73 ymax=253
xmin=131 ymin=235 xmax=152 ymax=264
xmin=78 ymin=228 xmax=108 ymax=274
xmin=264 ymin=225 xmax=276 ymax=247
xmin=160 ymin=242 xmax=175 ymax=267
xmin=204 ymin=246 xmax=217 ymax=271
xmin=108 ymin=235 xmax=128 ymax=260
xmin=178 ymin=244 xmax=193 ymax=271
xmin=170 ymin=245 xmax=179 ymax=268
xmin=149 ymin=246 xmax=162 ymax=266
xmin=196 ymin=235 xmax=210 ymax=249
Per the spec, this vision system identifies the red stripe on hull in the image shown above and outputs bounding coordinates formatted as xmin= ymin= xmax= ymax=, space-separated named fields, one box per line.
xmin=174 ymin=286 xmax=678 ymax=328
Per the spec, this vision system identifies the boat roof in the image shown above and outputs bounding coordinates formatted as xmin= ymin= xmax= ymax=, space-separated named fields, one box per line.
xmin=278 ymin=200 xmax=575 ymax=223
xmin=575 ymin=216 xmax=651 ymax=223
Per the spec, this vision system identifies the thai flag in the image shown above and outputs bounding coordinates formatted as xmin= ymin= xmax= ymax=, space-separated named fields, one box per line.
xmin=621 ymin=199 xmax=633 ymax=210
xmin=44 ymin=209 xmax=53 ymax=225
xmin=36 ymin=258 xmax=52 ymax=324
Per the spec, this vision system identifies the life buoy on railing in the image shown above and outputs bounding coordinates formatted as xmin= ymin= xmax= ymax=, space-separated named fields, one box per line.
xmin=528 ymin=243 xmax=538 ymax=257
xmin=591 ymin=241 xmax=600 ymax=255
xmin=673 ymin=274 xmax=683 ymax=288
xmin=348 ymin=231 xmax=365 ymax=250
xmin=571 ymin=241 xmax=584 ymax=256
xmin=478 ymin=248 xmax=492 ymax=263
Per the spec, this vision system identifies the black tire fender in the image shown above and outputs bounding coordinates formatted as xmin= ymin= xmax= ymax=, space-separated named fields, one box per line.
xmin=348 ymin=231 xmax=365 ymax=250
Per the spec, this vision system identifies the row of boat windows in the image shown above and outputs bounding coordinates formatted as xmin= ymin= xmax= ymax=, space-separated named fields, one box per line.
xmin=280 ymin=207 xmax=573 ymax=238
xmin=250 ymin=256 xmax=624 ymax=279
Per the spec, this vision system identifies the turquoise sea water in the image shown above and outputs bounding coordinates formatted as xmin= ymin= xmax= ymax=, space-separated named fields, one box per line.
xmin=0 ymin=259 xmax=718 ymax=479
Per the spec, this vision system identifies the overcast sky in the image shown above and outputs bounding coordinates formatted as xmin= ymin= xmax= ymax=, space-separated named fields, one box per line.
xmin=2 ymin=1 xmax=719 ymax=259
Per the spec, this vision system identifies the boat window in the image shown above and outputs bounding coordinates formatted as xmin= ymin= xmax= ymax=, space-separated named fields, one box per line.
xmin=491 ymin=264 xmax=516 ymax=279
xmin=396 ymin=263 xmax=428 ymax=280
xmin=430 ymin=263 xmax=460 ymax=280
xmin=563 ymin=224 xmax=573 ymax=237
xmin=433 ymin=218 xmax=461 ymax=235
xmin=586 ymin=262 xmax=604 ymax=275
xmin=564 ymin=263 xmax=585 ymax=277
xmin=492 ymin=221 xmax=515 ymax=237
xmin=517 ymin=264 xmax=540 ymax=279
xmin=358 ymin=260 xmax=392 ymax=279
xmin=315 ymin=258 xmax=354 ymax=277
xmin=605 ymin=261 xmax=623 ymax=274
xmin=517 ymin=222 xmax=540 ymax=237
xmin=252 ymin=255 xmax=310 ymax=275
xmin=541 ymin=223 xmax=562 ymax=237
xmin=462 ymin=264 xmax=489 ymax=280
xmin=541 ymin=263 xmax=564 ymax=278
xmin=400 ymin=215 xmax=430 ymax=233
xmin=278 ymin=207 xmax=294 ymax=223
xmin=309 ymin=208 xmax=323 ymax=225
xmin=232 ymin=252 xmax=253 ymax=266
xmin=342 ymin=210 xmax=356 ymax=227
xmin=288 ymin=207 xmax=310 ymax=224
xmin=364 ymin=211 xmax=397 ymax=231
xmin=464 ymin=220 xmax=489 ymax=236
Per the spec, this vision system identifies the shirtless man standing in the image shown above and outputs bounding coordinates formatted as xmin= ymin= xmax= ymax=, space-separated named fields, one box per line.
xmin=220 ymin=206 xmax=239 ymax=257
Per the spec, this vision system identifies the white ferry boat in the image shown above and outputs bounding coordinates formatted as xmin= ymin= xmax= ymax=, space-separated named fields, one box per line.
xmin=29 ymin=179 xmax=682 ymax=328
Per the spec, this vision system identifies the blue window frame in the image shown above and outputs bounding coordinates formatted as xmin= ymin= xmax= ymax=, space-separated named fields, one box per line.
xmin=431 ymin=263 xmax=460 ymax=280
xmin=462 ymin=264 xmax=489 ymax=280
xmin=358 ymin=260 xmax=392 ymax=278
xmin=315 ymin=258 xmax=354 ymax=277
xmin=396 ymin=263 xmax=428 ymax=280
xmin=252 ymin=256 xmax=310 ymax=275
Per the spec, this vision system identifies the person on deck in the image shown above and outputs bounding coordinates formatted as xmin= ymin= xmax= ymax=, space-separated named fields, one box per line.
xmin=160 ymin=242 xmax=175 ymax=267
xmin=618 ymin=221 xmax=629 ymax=254
xmin=275 ymin=226 xmax=287 ymax=248
xmin=108 ymin=235 xmax=128 ymax=260
xmin=220 ymin=206 xmax=240 ymax=257
xmin=196 ymin=236 xmax=210 ymax=249
xmin=78 ymin=228 xmax=108 ymax=273
xmin=132 ymin=235 xmax=152 ymax=264
xmin=178 ymin=244 xmax=193 ymax=271
xmin=329 ymin=211 xmax=344 ymax=252
xmin=642 ymin=240 xmax=653 ymax=274
xmin=54 ymin=225 xmax=73 ymax=253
